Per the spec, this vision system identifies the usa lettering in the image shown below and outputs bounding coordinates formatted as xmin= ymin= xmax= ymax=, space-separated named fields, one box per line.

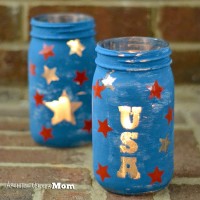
xmin=117 ymin=106 xmax=142 ymax=179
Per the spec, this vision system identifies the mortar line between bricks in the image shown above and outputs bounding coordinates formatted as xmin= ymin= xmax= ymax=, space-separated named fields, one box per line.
xmin=21 ymin=2 xmax=29 ymax=42
xmin=1 ymin=0 xmax=200 ymax=7
xmin=0 ymin=162 xmax=89 ymax=169
xmin=0 ymin=130 xmax=29 ymax=135
xmin=171 ymin=177 xmax=200 ymax=185
xmin=153 ymin=188 xmax=171 ymax=200
xmin=183 ymin=109 xmax=200 ymax=151
xmin=33 ymin=188 xmax=44 ymax=200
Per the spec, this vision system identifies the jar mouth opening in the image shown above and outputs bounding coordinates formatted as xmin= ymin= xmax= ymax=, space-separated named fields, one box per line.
xmin=97 ymin=37 xmax=169 ymax=54
xmin=31 ymin=13 xmax=94 ymax=26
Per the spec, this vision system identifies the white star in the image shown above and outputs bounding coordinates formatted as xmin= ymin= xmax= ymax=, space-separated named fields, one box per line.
xmin=66 ymin=39 xmax=85 ymax=57
xmin=159 ymin=135 xmax=170 ymax=152
xmin=42 ymin=65 xmax=59 ymax=85
xmin=102 ymin=71 xmax=116 ymax=90
xmin=44 ymin=91 xmax=82 ymax=125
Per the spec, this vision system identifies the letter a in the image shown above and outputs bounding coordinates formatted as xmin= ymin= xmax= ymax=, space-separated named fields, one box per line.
xmin=118 ymin=106 xmax=142 ymax=130
xmin=117 ymin=157 xmax=140 ymax=179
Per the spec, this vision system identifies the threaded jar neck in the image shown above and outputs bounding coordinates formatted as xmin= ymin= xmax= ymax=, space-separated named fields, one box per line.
xmin=30 ymin=13 xmax=95 ymax=40
xmin=95 ymin=37 xmax=172 ymax=71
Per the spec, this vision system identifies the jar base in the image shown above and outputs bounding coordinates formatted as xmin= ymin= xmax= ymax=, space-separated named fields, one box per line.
xmin=97 ymin=180 xmax=171 ymax=196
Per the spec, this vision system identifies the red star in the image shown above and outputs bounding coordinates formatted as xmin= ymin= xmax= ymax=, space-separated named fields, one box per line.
xmin=40 ymin=126 xmax=53 ymax=141
xmin=96 ymin=163 xmax=110 ymax=181
xmin=30 ymin=63 xmax=36 ymax=76
xmin=73 ymin=71 xmax=88 ymax=85
xmin=82 ymin=119 xmax=92 ymax=133
xmin=34 ymin=91 xmax=44 ymax=106
xmin=93 ymin=81 xmax=106 ymax=98
xmin=165 ymin=107 xmax=173 ymax=124
xmin=148 ymin=167 xmax=164 ymax=185
xmin=39 ymin=44 xmax=55 ymax=60
xmin=147 ymin=80 xmax=164 ymax=99
xmin=98 ymin=119 xmax=113 ymax=137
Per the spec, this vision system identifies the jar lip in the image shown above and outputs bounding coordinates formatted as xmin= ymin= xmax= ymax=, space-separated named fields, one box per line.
xmin=31 ymin=13 xmax=94 ymax=27
xmin=96 ymin=36 xmax=170 ymax=57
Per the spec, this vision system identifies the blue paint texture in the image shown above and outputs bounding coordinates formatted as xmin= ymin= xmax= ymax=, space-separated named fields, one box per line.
xmin=28 ymin=13 xmax=96 ymax=147
xmin=92 ymin=37 xmax=174 ymax=195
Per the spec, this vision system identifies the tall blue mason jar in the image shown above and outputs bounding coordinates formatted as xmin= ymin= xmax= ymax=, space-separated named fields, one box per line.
xmin=92 ymin=37 xmax=174 ymax=194
xmin=28 ymin=13 xmax=96 ymax=147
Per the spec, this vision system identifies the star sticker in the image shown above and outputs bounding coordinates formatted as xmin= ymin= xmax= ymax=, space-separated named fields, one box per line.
xmin=159 ymin=135 xmax=170 ymax=152
xmin=40 ymin=126 xmax=53 ymax=141
xmin=98 ymin=119 xmax=113 ymax=137
xmin=101 ymin=71 xmax=116 ymax=91
xmin=165 ymin=107 xmax=173 ymax=124
xmin=148 ymin=167 xmax=164 ymax=185
xmin=39 ymin=44 xmax=55 ymax=60
xmin=93 ymin=81 xmax=106 ymax=98
xmin=73 ymin=71 xmax=88 ymax=86
xmin=66 ymin=39 xmax=85 ymax=57
xmin=147 ymin=80 xmax=163 ymax=99
xmin=30 ymin=63 xmax=36 ymax=76
xmin=42 ymin=65 xmax=59 ymax=85
xmin=96 ymin=163 xmax=111 ymax=181
xmin=82 ymin=119 xmax=92 ymax=133
xmin=34 ymin=91 xmax=44 ymax=106
xmin=44 ymin=90 xmax=82 ymax=125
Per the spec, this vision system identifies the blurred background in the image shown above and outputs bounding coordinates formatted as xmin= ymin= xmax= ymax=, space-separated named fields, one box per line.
xmin=0 ymin=0 xmax=199 ymax=86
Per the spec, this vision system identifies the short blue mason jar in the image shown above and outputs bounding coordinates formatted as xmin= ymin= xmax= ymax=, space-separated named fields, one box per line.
xmin=92 ymin=37 xmax=174 ymax=195
xmin=28 ymin=13 xmax=96 ymax=147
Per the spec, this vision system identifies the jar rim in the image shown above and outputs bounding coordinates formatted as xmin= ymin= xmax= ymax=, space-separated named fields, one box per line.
xmin=96 ymin=36 xmax=170 ymax=56
xmin=31 ymin=13 xmax=94 ymax=27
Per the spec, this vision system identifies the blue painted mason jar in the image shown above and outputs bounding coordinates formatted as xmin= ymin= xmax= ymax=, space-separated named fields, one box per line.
xmin=92 ymin=37 xmax=174 ymax=195
xmin=28 ymin=13 xmax=96 ymax=147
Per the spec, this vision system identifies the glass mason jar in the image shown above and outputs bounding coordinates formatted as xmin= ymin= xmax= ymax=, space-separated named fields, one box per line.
xmin=92 ymin=37 xmax=174 ymax=195
xmin=28 ymin=13 xmax=96 ymax=147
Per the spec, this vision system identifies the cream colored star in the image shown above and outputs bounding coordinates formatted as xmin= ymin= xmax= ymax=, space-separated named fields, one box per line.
xmin=42 ymin=65 xmax=59 ymax=85
xmin=44 ymin=91 xmax=82 ymax=125
xmin=66 ymin=39 xmax=85 ymax=57
xmin=101 ymin=71 xmax=116 ymax=90
xmin=159 ymin=135 xmax=170 ymax=152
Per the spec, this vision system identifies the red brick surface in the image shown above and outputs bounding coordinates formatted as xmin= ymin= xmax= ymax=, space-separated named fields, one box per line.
xmin=106 ymin=192 xmax=153 ymax=200
xmin=43 ymin=189 xmax=91 ymax=200
xmin=0 ymin=6 xmax=22 ymax=41
xmin=0 ymin=50 xmax=27 ymax=85
xmin=0 ymin=134 xmax=36 ymax=146
xmin=29 ymin=6 xmax=151 ymax=41
xmin=174 ymin=130 xmax=200 ymax=177
xmin=0 ymin=187 xmax=34 ymax=200
xmin=0 ymin=148 xmax=89 ymax=165
xmin=0 ymin=167 xmax=91 ymax=185
xmin=169 ymin=184 xmax=200 ymax=200
xmin=171 ymin=51 xmax=200 ymax=83
xmin=159 ymin=7 xmax=200 ymax=42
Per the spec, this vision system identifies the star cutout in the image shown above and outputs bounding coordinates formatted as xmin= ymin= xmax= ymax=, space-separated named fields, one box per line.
xmin=40 ymin=126 xmax=53 ymax=141
xmin=42 ymin=65 xmax=59 ymax=85
xmin=148 ymin=167 xmax=164 ymax=185
xmin=159 ymin=135 xmax=170 ymax=152
xmin=39 ymin=44 xmax=55 ymax=60
xmin=147 ymin=80 xmax=163 ymax=99
xmin=34 ymin=91 xmax=44 ymax=106
xmin=66 ymin=39 xmax=85 ymax=57
xmin=165 ymin=107 xmax=173 ymax=124
xmin=93 ymin=81 xmax=106 ymax=98
xmin=73 ymin=71 xmax=88 ymax=86
xmin=44 ymin=90 xmax=82 ymax=125
xmin=98 ymin=119 xmax=113 ymax=137
xmin=96 ymin=163 xmax=111 ymax=181
xmin=30 ymin=63 xmax=36 ymax=76
xmin=82 ymin=119 xmax=92 ymax=133
xmin=101 ymin=71 xmax=116 ymax=91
